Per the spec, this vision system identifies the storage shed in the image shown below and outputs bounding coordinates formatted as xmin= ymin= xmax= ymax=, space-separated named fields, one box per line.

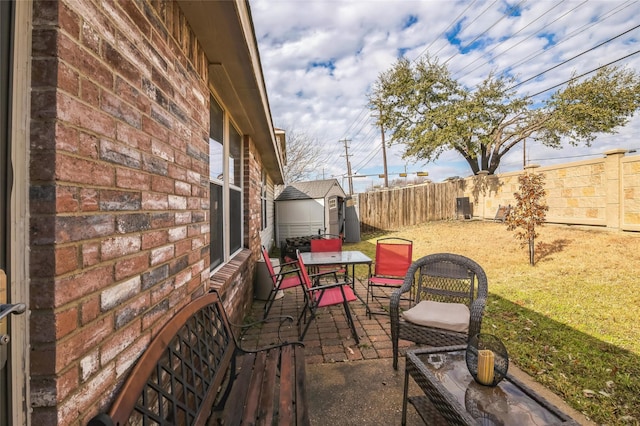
xmin=275 ymin=179 xmax=347 ymax=247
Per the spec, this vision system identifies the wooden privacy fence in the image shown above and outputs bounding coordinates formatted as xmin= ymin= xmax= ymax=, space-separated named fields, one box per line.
xmin=358 ymin=181 xmax=462 ymax=232
xmin=358 ymin=150 xmax=640 ymax=234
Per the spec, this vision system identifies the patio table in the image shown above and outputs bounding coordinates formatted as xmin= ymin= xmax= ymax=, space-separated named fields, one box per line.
xmin=298 ymin=250 xmax=371 ymax=303
xmin=403 ymin=345 xmax=579 ymax=425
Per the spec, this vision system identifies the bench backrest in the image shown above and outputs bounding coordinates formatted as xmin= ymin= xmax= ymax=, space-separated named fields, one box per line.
xmin=90 ymin=291 xmax=236 ymax=426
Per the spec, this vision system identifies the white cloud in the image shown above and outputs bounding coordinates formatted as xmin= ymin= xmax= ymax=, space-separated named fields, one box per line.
xmin=251 ymin=0 xmax=640 ymax=193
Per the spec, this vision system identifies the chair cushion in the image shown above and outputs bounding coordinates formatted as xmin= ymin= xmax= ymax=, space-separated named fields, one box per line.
xmin=402 ymin=300 xmax=470 ymax=333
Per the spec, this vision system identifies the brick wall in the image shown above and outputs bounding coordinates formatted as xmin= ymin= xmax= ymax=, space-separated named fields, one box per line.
xmin=28 ymin=1 xmax=225 ymax=423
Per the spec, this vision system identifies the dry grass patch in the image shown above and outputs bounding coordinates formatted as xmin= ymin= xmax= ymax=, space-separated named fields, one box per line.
xmin=347 ymin=220 xmax=640 ymax=425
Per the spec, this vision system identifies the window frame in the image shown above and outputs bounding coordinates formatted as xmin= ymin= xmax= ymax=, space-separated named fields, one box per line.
xmin=209 ymin=94 xmax=244 ymax=273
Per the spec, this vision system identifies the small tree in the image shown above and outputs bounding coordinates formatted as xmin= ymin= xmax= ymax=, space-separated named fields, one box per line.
xmin=506 ymin=171 xmax=548 ymax=265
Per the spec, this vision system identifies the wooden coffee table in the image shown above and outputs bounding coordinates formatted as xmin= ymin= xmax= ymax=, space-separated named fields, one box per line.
xmin=403 ymin=345 xmax=579 ymax=425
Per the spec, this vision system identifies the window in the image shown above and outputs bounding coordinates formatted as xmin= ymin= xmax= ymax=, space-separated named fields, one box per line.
xmin=209 ymin=95 xmax=243 ymax=271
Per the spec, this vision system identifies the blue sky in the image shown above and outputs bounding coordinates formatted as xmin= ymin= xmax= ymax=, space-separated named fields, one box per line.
xmin=250 ymin=0 xmax=640 ymax=193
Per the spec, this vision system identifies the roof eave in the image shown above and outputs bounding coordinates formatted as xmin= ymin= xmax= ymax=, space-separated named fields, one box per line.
xmin=178 ymin=0 xmax=285 ymax=184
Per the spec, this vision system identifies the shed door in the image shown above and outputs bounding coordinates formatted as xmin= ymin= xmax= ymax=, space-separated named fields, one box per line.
xmin=327 ymin=196 xmax=344 ymax=237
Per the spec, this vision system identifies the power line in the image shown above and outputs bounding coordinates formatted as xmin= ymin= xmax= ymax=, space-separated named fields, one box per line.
xmin=442 ymin=0 xmax=527 ymax=66
xmin=504 ymin=0 xmax=637 ymax=77
xmin=527 ymin=49 xmax=640 ymax=98
xmin=508 ymin=22 xmax=640 ymax=91
xmin=452 ymin=0 xmax=574 ymax=79
xmin=411 ymin=0 xmax=479 ymax=62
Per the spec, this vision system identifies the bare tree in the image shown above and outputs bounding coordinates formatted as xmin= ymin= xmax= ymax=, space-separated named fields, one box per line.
xmin=281 ymin=128 xmax=324 ymax=184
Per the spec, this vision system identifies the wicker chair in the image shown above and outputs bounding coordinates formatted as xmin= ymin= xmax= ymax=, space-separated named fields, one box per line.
xmin=390 ymin=253 xmax=488 ymax=369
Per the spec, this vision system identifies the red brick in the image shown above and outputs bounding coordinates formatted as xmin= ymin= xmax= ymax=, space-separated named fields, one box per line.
xmin=142 ymin=299 xmax=169 ymax=330
xmin=174 ymin=150 xmax=191 ymax=168
xmin=116 ymin=123 xmax=151 ymax=150
xmin=80 ymin=296 xmax=101 ymax=325
xmin=78 ymin=130 xmax=100 ymax=159
xmin=141 ymin=115 xmax=169 ymax=142
xmin=101 ymin=90 xmax=142 ymax=129
xmin=80 ymin=188 xmax=99 ymax=212
xmin=59 ymin=33 xmax=113 ymax=90
xmin=151 ymin=139 xmax=174 ymax=162
xmin=58 ymin=60 xmax=80 ymax=95
xmin=115 ymin=76 xmax=150 ymax=114
xmin=59 ymin=0 xmax=81 ymax=40
xmin=57 ymin=91 xmax=117 ymax=139
xmin=80 ymin=18 xmax=101 ymax=55
xmin=115 ymin=252 xmax=149 ymax=281
xmin=150 ymin=279 xmax=173 ymax=304
xmin=141 ymin=192 xmax=168 ymax=210
xmin=151 ymin=175 xmax=174 ymax=194
xmin=56 ymin=154 xmax=114 ymax=187
xmin=54 ymin=245 xmax=78 ymax=275
xmin=57 ymin=363 xmax=80 ymax=402
xmin=141 ymin=230 xmax=168 ymax=250
xmin=101 ymin=235 xmax=141 ymax=260
xmin=167 ymin=162 xmax=187 ymax=181
xmin=174 ymin=239 xmax=191 ymax=257
xmin=81 ymin=242 xmax=100 ymax=267
xmin=80 ymin=77 xmax=101 ymax=106
xmin=54 ymin=266 xmax=113 ymax=308
xmin=57 ymin=315 xmax=113 ymax=371
xmin=58 ymin=363 xmax=116 ymax=426
xmin=175 ymin=180 xmax=191 ymax=196
xmin=55 ymin=307 xmax=78 ymax=339
xmin=114 ymin=332 xmax=150 ymax=378
xmin=116 ymin=167 xmax=150 ymax=190
xmin=100 ymin=320 xmax=143 ymax=366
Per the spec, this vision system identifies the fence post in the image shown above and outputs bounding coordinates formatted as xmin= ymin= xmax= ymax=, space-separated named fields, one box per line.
xmin=604 ymin=149 xmax=626 ymax=230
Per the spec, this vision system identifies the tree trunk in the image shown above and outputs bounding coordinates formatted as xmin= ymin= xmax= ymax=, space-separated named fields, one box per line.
xmin=529 ymin=237 xmax=535 ymax=266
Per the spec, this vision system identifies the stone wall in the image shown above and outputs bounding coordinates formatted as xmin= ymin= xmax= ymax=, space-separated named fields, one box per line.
xmin=462 ymin=149 xmax=640 ymax=232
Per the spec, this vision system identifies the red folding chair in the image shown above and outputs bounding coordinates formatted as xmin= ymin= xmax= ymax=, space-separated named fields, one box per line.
xmin=365 ymin=237 xmax=413 ymax=317
xmin=261 ymin=245 xmax=304 ymax=319
xmin=296 ymin=249 xmax=360 ymax=343
xmin=310 ymin=234 xmax=345 ymax=282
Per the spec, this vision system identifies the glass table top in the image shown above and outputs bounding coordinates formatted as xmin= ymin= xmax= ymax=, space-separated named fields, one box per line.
xmin=411 ymin=349 xmax=569 ymax=425
xmin=299 ymin=250 xmax=372 ymax=265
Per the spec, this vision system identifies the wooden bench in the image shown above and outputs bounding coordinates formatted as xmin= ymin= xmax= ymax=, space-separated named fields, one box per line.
xmin=88 ymin=290 xmax=309 ymax=426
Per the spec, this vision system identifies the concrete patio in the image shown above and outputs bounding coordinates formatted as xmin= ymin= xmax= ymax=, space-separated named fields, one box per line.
xmin=240 ymin=277 xmax=593 ymax=425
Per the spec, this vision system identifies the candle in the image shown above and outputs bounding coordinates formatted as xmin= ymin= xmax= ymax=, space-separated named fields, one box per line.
xmin=477 ymin=349 xmax=495 ymax=385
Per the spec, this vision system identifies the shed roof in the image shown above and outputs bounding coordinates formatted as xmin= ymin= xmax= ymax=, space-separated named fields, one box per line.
xmin=276 ymin=179 xmax=345 ymax=201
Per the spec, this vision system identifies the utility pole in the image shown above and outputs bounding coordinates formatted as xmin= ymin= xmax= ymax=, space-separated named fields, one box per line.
xmin=380 ymin=120 xmax=389 ymax=188
xmin=340 ymin=139 xmax=354 ymax=195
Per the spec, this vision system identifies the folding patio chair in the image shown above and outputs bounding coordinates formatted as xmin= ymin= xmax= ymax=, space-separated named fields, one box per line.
xmin=261 ymin=245 xmax=304 ymax=319
xmin=296 ymin=249 xmax=360 ymax=343
xmin=365 ymin=237 xmax=413 ymax=317
xmin=310 ymin=234 xmax=345 ymax=282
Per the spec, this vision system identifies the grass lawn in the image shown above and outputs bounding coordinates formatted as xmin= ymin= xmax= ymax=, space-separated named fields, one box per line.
xmin=344 ymin=220 xmax=640 ymax=425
